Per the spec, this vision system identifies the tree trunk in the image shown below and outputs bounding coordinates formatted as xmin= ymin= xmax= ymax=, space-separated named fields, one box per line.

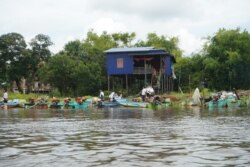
xmin=15 ymin=79 xmax=23 ymax=93
xmin=26 ymin=82 xmax=31 ymax=94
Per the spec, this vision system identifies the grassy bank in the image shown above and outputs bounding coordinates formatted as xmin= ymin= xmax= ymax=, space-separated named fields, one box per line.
xmin=4 ymin=88 xmax=211 ymax=103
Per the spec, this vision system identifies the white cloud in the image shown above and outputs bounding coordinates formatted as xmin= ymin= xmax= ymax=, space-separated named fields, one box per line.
xmin=0 ymin=0 xmax=249 ymax=56
xmin=91 ymin=18 xmax=128 ymax=34
xmin=175 ymin=29 xmax=204 ymax=55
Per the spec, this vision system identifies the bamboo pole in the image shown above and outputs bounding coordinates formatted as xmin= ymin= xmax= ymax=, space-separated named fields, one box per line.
xmin=108 ymin=75 xmax=110 ymax=91
xmin=126 ymin=74 xmax=128 ymax=94
xmin=144 ymin=58 xmax=147 ymax=86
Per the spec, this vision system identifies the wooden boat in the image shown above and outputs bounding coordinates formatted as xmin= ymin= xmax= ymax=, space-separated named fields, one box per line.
xmin=118 ymin=101 xmax=149 ymax=108
xmin=49 ymin=102 xmax=64 ymax=109
xmin=208 ymin=95 xmax=242 ymax=108
xmin=64 ymin=101 xmax=90 ymax=109
xmin=97 ymin=101 xmax=119 ymax=107
xmin=24 ymin=97 xmax=49 ymax=109
xmin=0 ymin=101 xmax=20 ymax=109
xmin=207 ymin=99 xmax=227 ymax=108
xmin=29 ymin=103 xmax=49 ymax=109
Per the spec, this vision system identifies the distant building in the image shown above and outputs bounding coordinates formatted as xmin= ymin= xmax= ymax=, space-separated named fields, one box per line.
xmin=105 ymin=47 xmax=176 ymax=94
xmin=12 ymin=78 xmax=51 ymax=94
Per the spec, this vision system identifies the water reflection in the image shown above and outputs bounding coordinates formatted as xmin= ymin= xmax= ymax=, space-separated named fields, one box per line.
xmin=0 ymin=107 xmax=250 ymax=167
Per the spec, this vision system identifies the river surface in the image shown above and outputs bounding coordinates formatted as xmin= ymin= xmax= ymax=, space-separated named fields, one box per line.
xmin=0 ymin=106 xmax=250 ymax=167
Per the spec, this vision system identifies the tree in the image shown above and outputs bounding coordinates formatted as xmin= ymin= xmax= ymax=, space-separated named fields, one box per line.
xmin=81 ymin=31 xmax=117 ymax=88
xmin=111 ymin=32 xmax=136 ymax=47
xmin=27 ymin=34 xmax=53 ymax=93
xmin=64 ymin=40 xmax=86 ymax=60
xmin=204 ymin=28 xmax=250 ymax=90
xmin=30 ymin=34 xmax=53 ymax=62
xmin=135 ymin=33 xmax=183 ymax=60
xmin=0 ymin=32 xmax=27 ymax=92
xmin=39 ymin=53 xmax=102 ymax=96
xmin=174 ymin=54 xmax=205 ymax=92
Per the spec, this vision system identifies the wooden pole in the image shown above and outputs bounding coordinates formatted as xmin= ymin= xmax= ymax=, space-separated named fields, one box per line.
xmin=166 ymin=77 xmax=169 ymax=93
xmin=108 ymin=75 xmax=110 ymax=91
xmin=144 ymin=58 xmax=147 ymax=86
xmin=189 ymin=75 xmax=191 ymax=96
xmin=126 ymin=74 xmax=128 ymax=95
xmin=160 ymin=57 xmax=162 ymax=93
xmin=112 ymin=76 xmax=114 ymax=90
xmin=163 ymin=74 xmax=165 ymax=93
xmin=171 ymin=78 xmax=174 ymax=92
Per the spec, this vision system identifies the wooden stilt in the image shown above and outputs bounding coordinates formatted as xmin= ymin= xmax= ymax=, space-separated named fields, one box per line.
xmin=126 ymin=74 xmax=128 ymax=94
xmin=144 ymin=58 xmax=147 ymax=85
xmin=108 ymin=75 xmax=110 ymax=91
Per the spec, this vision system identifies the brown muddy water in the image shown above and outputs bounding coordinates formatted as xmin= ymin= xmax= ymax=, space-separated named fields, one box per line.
xmin=0 ymin=107 xmax=250 ymax=167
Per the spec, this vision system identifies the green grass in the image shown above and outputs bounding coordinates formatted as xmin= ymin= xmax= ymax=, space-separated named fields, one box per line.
xmin=8 ymin=92 xmax=49 ymax=101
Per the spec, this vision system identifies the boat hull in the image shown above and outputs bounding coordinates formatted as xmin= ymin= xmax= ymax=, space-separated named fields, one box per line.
xmin=118 ymin=101 xmax=149 ymax=108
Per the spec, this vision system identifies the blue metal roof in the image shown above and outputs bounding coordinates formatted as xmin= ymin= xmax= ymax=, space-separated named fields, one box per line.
xmin=104 ymin=47 xmax=165 ymax=53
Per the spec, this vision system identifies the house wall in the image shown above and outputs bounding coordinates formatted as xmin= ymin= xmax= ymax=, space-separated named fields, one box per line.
xmin=165 ymin=56 xmax=172 ymax=76
xmin=106 ymin=53 xmax=134 ymax=75
xmin=106 ymin=50 xmax=174 ymax=77
xmin=105 ymin=48 xmax=176 ymax=93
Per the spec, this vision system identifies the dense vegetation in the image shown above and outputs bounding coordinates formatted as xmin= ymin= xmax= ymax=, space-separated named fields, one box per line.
xmin=0 ymin=28 xmax=250 ymax=96
xmin=175 ymin=28 xmax=250 ymax=91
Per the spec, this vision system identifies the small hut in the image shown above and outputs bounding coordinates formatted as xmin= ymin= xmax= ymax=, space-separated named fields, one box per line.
xmin=105 ymin=47 xmax=176 ymax=94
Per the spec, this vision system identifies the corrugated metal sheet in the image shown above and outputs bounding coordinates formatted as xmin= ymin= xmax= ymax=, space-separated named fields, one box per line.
xmin=105 ymin=47 xmax=154 ymax=53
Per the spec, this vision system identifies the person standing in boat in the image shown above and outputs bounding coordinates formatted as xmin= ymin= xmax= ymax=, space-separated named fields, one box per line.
xmin=3 ymin=88 xmax=8 ymax=103
xmin=109 ymin=92 xmax=115 ymax=101
xmin=99 ymin=90 xmax=104 ymax=101
xmin=2 ymin=88 xmax=8 ymax=110
xmin=141 ymin=87 xmax=146 ymax=102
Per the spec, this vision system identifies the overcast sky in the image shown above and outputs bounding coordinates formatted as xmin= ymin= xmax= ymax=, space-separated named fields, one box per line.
xmin=0 ymin=0 xmax=249 ymax=55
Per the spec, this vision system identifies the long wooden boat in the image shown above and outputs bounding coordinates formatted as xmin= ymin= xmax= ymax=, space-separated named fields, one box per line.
xmin=64 ymin=101 xmax=90 ymax=109
xmin=49 ymin=103 xmax=64 ymax=109
xmin=0 ymin=101 xmax=20 ymax=109
xmin=97 ymin=101 xmax=119 ymax=107
xmin=207 ymin=99 xmax=227 ymax=108
xmin=28 ymin=103 xmax=49 ymax=109
xmin=118 ymin=101 xmax=149 ymax=108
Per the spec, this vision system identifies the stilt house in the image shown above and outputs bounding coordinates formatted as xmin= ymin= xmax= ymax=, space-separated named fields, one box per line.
xmin=105 ymin=47 xmax=176 ymax=94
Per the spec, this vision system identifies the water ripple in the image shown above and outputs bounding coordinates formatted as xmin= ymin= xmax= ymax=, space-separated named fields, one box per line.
xmin=0 ymin=107 xmax=250 ymax=166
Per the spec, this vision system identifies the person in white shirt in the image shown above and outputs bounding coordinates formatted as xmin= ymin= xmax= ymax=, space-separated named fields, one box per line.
xmin=99 ymin=90 xmax=104 ymax=101
xmin=141 ymin=87 xmax=146 ymax=102
xmin=146 ymin=86 xmax=154 ymax=96
xmin=109 ymin=92 xmax=115 ymax=101
xmin=3 ymin=89 xmax=8 ymax=103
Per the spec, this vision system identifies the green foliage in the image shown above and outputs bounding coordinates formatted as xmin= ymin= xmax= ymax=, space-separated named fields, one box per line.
xmin=39 ymin=53 xmax=102 ymax=96
xmin=175 ymin=28 xmax=250 ymax=92
xmin=0 ymin=32 xmax=28 ymax=92
xmin=64 ymin=40 xmax=86 ymax=60
xmin=111 ymin=32 xmax=136 ymax=47
xmin=49 ymin=88 xmax=61 ymax=97
xmin=204 ymin=28 xmax=250 ymax=90
xmin=136 ymin=32 xmax=183 ymax=60
xmin=8 ymin=92 xmax=43 ymax=101
xmin=30 ymin=34 xmax=53 ymax=62
xmin=26 ymin=34 xmax=53 ymax=93
xmin=174 ymin=54 xmax=205 ymax=91
xmin=2 ymin=28 xmax=250 ymax=96
xmin=0 ymin=33 xmax=53 ymax=93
